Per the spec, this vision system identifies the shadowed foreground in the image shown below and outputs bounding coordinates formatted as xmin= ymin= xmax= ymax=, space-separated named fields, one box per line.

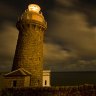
xmin=1 ymin=84 xmax=96 ymax=96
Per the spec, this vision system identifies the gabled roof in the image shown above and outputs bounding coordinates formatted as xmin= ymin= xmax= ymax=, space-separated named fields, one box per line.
xmin=4 ymin=68 xmax=31 ymax=77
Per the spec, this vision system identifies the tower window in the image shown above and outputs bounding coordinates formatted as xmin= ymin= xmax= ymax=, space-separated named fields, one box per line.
xmin=33 ymin=25 xmax=36 ymax=29
xmin=22 ymin=25 xmax=24 ymax=29
xmin=38 ymin=80 xmax=40 ymax=85
xmin=27 ymin=24 xmax=30 ymax=27
xmin=39 ymin=36 xmax=41 ymax=40
xmin=45 ymin=80 xmax=47 ymax=85
xmin=13 ymin=80 xmax=17 ymax=87
xmin=39 ymin=57 xmax=40 ymax=61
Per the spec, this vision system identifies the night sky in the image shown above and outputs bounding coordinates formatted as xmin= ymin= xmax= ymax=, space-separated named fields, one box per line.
xmin=1 ymin=0 xmax=96 ymax=72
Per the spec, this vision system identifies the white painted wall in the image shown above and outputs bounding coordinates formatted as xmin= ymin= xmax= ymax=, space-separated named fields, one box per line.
xmin=43 ymin=70 xmax=51 ymax=87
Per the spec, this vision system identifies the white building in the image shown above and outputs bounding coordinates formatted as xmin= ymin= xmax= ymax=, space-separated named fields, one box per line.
xmin=43 ymin=70 xmax=51 ymax=87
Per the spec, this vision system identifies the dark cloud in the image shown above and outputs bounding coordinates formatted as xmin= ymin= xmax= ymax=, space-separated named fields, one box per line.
xmin=0 ymin=22 xmax=18 ymax=71
xmin=0 ymin=1 xmax=19 ymax=24
xmin=44 ymin=0 xmax=96 ymax=71
xmin=47 ymin=11 xmax=96 ymax=55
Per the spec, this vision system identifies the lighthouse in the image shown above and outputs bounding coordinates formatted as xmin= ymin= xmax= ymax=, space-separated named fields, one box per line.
xmin=4 ymin=4 xmax=47 ymax=87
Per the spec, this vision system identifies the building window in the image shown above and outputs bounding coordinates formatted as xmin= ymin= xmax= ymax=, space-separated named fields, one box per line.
xmin=38 ymin=80 xmax=40 ymax=85
xmin=45 ymin=80 xmax=47 ymax=85
xmin=13 ymin=80 xmax=17 ymax=87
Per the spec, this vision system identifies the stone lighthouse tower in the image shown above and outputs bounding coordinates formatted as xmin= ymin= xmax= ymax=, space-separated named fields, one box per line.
xmin=5 ymin=4 xmax=47 ymax=87
xmin=12 ymin=4 xmax=47 ymax=86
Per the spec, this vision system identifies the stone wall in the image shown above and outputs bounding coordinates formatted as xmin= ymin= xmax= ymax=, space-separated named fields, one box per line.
xmin=24 ymin=76 xmax=30 ymax=87
xmin=4 ymin=77 xmax=27 ymax=88
xmin=14 ymin=22 xmax=44 ymax=86
xmin=12 ymin=20 xmax=45 ymax=87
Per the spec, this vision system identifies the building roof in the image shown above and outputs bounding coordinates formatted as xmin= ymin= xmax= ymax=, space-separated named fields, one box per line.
xmin=43 ymin=70 xmax=51 ymax=73
xmin=43 ymin=70 xmax=51 ymax=76
xmin=4 ymin=68 xmax=31 ymax=77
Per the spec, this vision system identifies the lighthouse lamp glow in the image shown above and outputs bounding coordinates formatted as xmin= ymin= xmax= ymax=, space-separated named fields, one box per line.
xmin=28 ymin=4 xmax=41 ymax=13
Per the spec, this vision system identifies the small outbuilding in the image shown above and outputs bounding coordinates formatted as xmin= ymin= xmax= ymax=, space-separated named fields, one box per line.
xmin=4 ymin=68 xmax=31 ymax=88
xmin=3 ymin=69 xmax=51 ymax=88
xmin=43 ymin=70 xmax=51 ymax=87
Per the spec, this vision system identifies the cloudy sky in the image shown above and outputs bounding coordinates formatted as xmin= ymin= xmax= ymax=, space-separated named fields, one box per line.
xmin=1 ymin=0 xmax=96 ymax=72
